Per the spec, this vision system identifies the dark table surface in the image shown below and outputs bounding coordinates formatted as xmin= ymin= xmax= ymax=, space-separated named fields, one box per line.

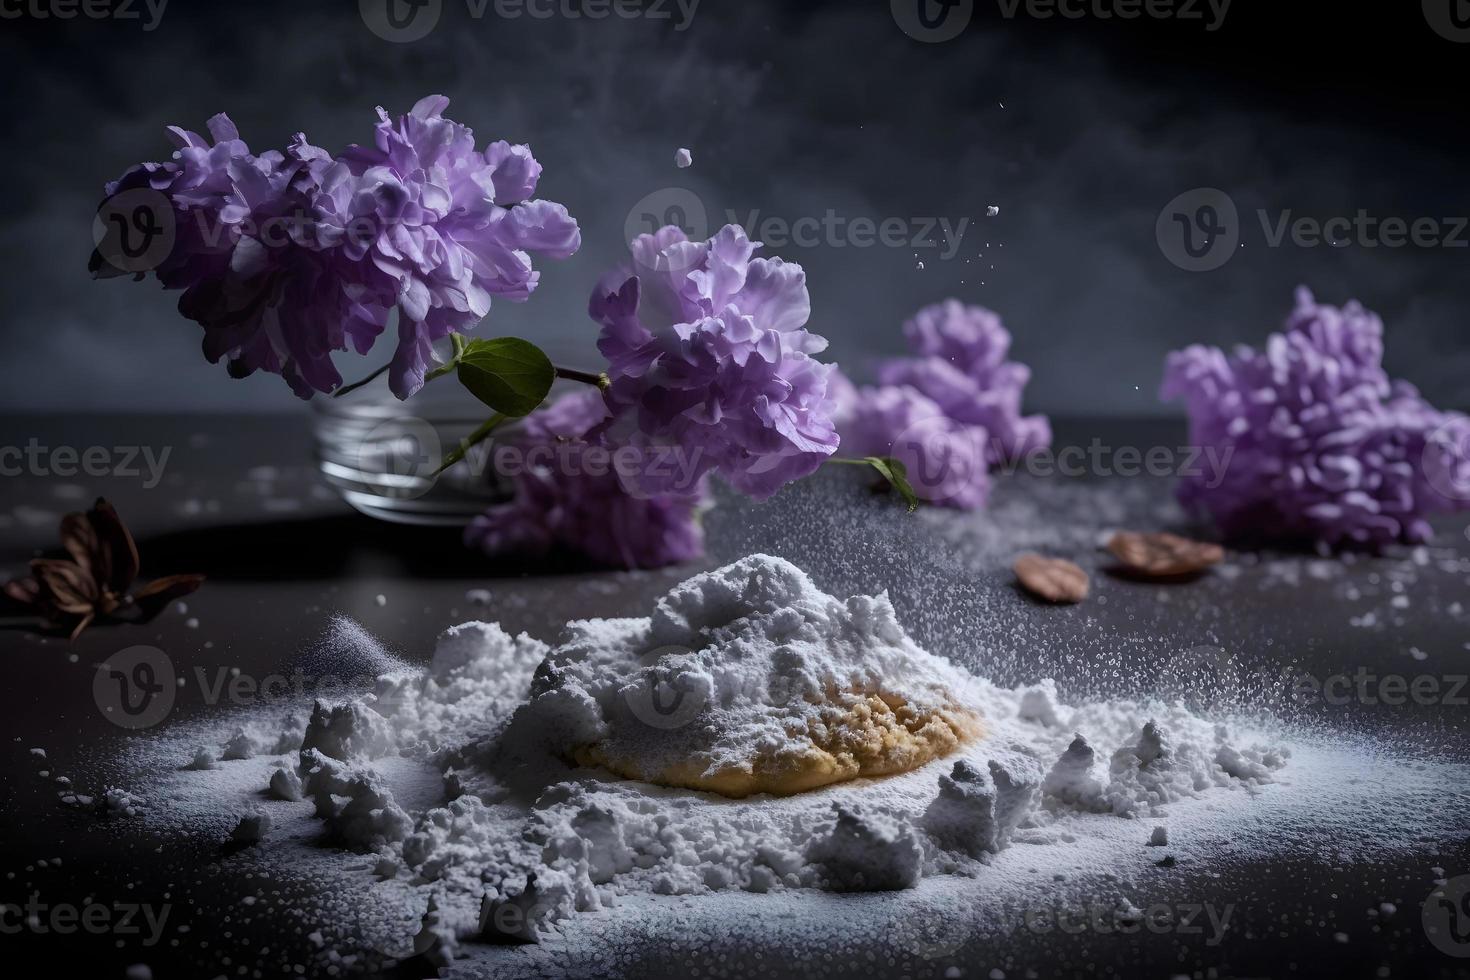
xmin=1 ymin=413 xmax=1468 ymax=980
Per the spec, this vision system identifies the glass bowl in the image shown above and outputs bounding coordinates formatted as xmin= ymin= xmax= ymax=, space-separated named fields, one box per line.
xmin=310 ymin=376 xmax=511 ymax=526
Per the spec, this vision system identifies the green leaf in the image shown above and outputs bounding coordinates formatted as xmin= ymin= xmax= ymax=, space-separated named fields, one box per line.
xmin=434 ymin=414 xmax=508 ymax=477
xmin=457 ymin=338 xmax=555 ymax=418
xmin=865 ymin=457 xmax=920 ymax=513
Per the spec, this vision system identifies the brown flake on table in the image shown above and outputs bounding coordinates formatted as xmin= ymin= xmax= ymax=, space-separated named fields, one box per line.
xmin=1013 ymin=553 xmax=1091 ymax=604
xmin=1105 ymin=531 xmax=1224 ymax=580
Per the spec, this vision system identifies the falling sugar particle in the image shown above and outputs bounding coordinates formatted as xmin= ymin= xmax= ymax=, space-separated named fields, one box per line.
xmin=986 ymin=206 xmax=999 ymax=217
xmin=675 ymin=147 xmax=693 ymax=169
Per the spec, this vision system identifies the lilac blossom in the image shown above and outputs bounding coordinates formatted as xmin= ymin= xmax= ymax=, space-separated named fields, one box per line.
xmin=876 ymin=299 xmax=1051 ymax=464
xmin=1162 ymin=287 xmax=1470 ymax=549
xmin=589 ymin=225 xmax=840 ymax=500
xmin=826 ymin=300 xmax=1047 ymax=510
xmin=96 ymin=97 xmax=579 ymax=399
xmin=839 ymin=381 xmax=992 ymax=509
xmin=465 ymin=392 xmax=709 ymax=570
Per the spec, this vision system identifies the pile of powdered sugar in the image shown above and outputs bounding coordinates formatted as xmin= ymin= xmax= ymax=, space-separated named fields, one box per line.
xmin=78 ymin=555 xmax=1450 ymax=978
xmin=498 ymin=555 xmax=987 ymax=800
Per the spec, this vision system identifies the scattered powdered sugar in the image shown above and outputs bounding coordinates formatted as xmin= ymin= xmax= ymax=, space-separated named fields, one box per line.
xmin=76 ymin=554 xmax=1469 ymax=978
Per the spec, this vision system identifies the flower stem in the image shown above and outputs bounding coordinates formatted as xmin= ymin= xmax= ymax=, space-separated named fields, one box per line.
xmin=333 ymin=362 xmax=390 ymax=398
xmin=555 ymin=366 xmax=611 ymax=390
xmin=337 ymin=354 xmax=609 ymax=400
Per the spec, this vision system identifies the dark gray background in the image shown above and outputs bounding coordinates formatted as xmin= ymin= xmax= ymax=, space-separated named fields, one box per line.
xmin=1 ymin=0 xmax=1467 ymax=415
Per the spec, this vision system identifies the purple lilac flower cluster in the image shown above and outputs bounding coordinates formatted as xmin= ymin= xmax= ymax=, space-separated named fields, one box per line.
xmin=464 ymin=392 xmax=708 ymax=570
xmin=833 ymin=300 xmax=1051 ymax=509
xmin=589 ymin=225 xmax=841 ymax=500
xmin=1162 ymin=287 xmax=1470 ymax=548
xmin=98 ymin=96 xmax=579 ymax=399
xmin=469 ymin=224 xmax=838 ymax=568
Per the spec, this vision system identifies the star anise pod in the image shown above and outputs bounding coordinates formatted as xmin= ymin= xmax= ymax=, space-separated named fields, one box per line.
xmin=3 ymin=498 xmax=204 ymax=640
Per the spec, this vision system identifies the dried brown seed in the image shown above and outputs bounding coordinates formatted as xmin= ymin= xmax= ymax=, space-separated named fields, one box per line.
xmin=1013 ymin=554 xmax=1090 ymax=604
xmin=1106 ymin=531 xmax=1224 ymax=579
